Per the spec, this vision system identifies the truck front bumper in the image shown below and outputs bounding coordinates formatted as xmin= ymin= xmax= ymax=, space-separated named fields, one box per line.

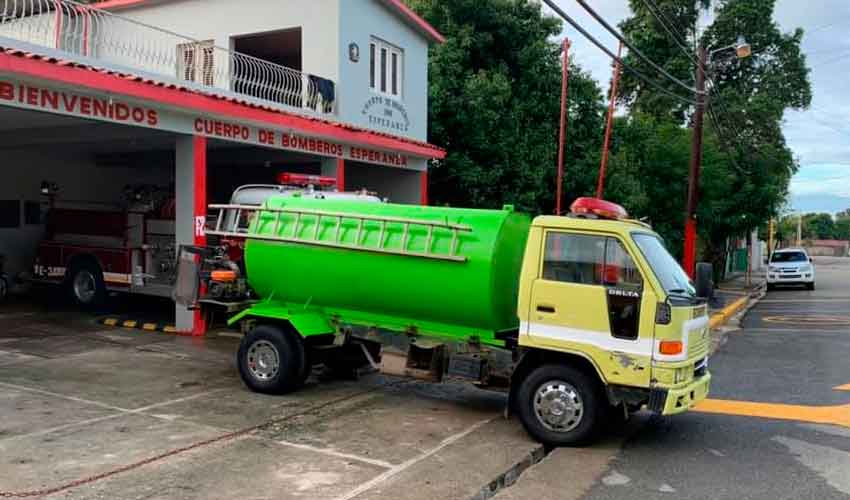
xmin=649 ymin=372 xmax=712 ymax=416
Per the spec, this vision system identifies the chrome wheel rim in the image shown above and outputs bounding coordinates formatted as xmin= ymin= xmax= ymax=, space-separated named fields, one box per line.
xmin=533 ymin=379 xmax=583 ymax=433
xmin=73 ymin=271 xmax=96 ymax=304
xmin=247 ymin=340 xmax=280 ymax=381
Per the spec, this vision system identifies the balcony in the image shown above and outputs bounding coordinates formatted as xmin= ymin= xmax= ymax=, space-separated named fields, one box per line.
xmin=0 ymin=0 xmax=336 ymax=116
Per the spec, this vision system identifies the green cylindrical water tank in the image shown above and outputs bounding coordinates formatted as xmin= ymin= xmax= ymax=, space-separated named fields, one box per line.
xmin=244 ymin=197 xmax=531 ymax=343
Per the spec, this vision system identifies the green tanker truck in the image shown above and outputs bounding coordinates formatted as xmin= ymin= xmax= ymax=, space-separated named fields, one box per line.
xmin=206 ymin=196 xmax=713 ymax=446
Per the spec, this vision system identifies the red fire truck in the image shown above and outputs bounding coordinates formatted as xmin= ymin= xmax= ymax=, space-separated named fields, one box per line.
xmin=32 ymin=174 xmax=380 ymax=309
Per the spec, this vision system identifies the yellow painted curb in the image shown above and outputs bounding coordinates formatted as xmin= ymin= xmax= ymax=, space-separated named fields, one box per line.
xmin=709 ymin=295 xmax=750 ymax=329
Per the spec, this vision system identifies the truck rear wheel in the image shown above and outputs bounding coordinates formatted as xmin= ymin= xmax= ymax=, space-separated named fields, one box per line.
xmin=516 ymin=364 xmax=602 ymax=446
xmin=67 ymin=262 xmax=106 ymax=310
xmin=238 ymin=324 xmax=305 ymax=394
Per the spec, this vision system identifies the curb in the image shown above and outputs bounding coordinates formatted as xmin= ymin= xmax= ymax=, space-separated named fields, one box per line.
xmin=709 ymin=281 xmax=766 ymax=330
xmin=708 ymin=295 xmax=750 ymax=329
xmin=98 ymin=317 xmax=179 ymax=334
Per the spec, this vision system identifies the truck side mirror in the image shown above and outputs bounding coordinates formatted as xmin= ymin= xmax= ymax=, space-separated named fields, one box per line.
xmin=695 ymin=262 xmax=714 ymax=299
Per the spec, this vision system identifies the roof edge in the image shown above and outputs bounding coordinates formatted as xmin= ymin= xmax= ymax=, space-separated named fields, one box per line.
xmin=376 ymin=0 xmax=446 ymax=44
xmin=94 ymin=0 xmax=446 ymax=44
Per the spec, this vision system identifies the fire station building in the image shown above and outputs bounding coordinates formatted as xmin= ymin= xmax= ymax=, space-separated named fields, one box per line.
xmin=0 ymin=0 xmax=446 ymax=333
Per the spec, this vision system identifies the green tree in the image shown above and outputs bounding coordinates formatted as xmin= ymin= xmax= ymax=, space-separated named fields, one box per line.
xmin=836 ymin=210 xmax=850 ymax=241
xmin=617 ymin=0 xmax=708 ymax=122
xmin=803 ymin=213 xmax=835 ymax=240
xmin=614 ymin=0 xmax=810 ymax=270
xmin=409 ymin=0 xmax=605 ymax=214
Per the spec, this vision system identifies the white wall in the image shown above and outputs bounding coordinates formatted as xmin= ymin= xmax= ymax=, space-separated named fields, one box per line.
xmin=345 ymin=161 xmax=422 ymax=204
xmin=112 ymin=0 xmax=340 ymax=84
xmin=338 ymin=0 xmax=429 ymax=141
xmin=0 ymin=149 xmax=171 ymax=278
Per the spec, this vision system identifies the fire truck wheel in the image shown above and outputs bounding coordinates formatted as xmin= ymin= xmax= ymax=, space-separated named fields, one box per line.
xmin=238 ymin=324 xmax=305 ymax=395
xmin=68 ymin=262 xmax=106 ymax=309
xmin=516 ymin=364 xmax=603 ymax=447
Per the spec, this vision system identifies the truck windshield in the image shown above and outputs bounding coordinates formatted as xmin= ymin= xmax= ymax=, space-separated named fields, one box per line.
xmin=633 ymin=233 xmax=695 ymax=297
xmin=771 ymin=251 xmax=807 ymax=263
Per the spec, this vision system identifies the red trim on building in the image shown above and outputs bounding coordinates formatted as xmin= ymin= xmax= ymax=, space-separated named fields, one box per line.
xmin=0 ymin=50 xmax=445 ymax=160
xmin=89 ymin=0 xmax=150 ymax=9
xmin=336 ymin=158 xmax=346 ymax=191
xmin=95 ymin=0 xmax=446 ymax=44
xmin=192 ymin=135 xmax=207 ymax=336
xmin=420 ymin=171 xmax=428 ymax=206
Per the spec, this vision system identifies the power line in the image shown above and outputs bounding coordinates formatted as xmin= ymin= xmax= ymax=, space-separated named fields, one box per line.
xmin=539 ymin=0 xmax=696 ymax=105
xmin=573 ymin=0 xmax=701 ymax=95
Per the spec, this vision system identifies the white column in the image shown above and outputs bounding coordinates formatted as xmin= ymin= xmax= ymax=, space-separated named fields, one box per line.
xmin=175 ymin=135 xmax=207 ymax=335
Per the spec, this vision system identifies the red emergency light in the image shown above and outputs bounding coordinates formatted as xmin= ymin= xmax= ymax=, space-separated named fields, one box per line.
xmin=277 ymin=172 xmax=337 ymax=187
xmin=570 ymin=197 xmax=628 ymax=220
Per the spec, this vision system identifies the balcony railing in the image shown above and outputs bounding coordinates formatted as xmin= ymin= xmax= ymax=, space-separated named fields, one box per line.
xmin=0 ymin=0 xmax=335 ymax=115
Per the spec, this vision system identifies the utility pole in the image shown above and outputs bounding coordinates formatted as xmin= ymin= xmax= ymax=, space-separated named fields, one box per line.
xmin=768 ymin=218 xmax=775 ymax=255
xmin=683 ymin=45 xmax=707 ymax=278
xmin=797 ymin=213 xmax=803 ymax=246
xmin=555 ymin=38 xmax=571 ymax=215
xmin=597 ymin=41 xmax=623 ymax=199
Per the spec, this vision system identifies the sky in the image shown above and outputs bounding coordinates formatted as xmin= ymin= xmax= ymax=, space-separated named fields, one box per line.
xmin=541 ymin=0 xmax=850 ymax=215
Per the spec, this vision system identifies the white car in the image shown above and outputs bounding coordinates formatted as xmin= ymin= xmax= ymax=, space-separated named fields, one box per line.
xmin=766 ymin=248 xmax=815 ymax=290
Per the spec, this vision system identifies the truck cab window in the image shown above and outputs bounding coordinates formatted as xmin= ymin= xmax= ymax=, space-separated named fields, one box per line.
xmin=542 ymin=232 xmax=605 ymax=285
xmin=604 ymin=237 xmax=642 ymax=340
xmin=603 ymin=238 xmax=642 ymax=289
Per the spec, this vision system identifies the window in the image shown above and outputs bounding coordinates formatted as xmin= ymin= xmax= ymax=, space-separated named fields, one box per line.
xmin=543 ymin=233 xmax=606 ymax=285
xmin=770 ymin=251 xmax=808 ymax=263
xmin=24 ymin=201 xmax=42 ymax=225
xmin=369 ymin=38 xmax=403 ymax=98
xmin=633 ymin=233 xmax=694 ymax=295
xmin=0 ymin=200 xmax=20 ymax=229
xmin=177 ymin=41 xmax=215 ymax=86
xmin=543 ymin=232 xmax=642 ymax=288
xmin=604 ymin=238 xmax=643 ymax=288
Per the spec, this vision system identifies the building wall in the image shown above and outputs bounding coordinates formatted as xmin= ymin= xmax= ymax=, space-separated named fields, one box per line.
xmin=0 ymin=149 xmax=171 ymax=278
xmin=338 ymin=0 xmax=429 ymax=141
xmin=345 ymin=162 xmax=422 ymax=205
xmin=111 ymin=0 xmax=340 ymax=84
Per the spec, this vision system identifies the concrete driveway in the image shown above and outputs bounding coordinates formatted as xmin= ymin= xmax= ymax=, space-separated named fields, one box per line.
xmin=0 ymin=299 xmax=543 ymax=500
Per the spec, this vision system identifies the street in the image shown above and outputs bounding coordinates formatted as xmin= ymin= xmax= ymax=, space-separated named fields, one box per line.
xmin=1 ymin=258 xmax=848 ymax=499
xmin=575 ymin=256 xmax=850 ymax=500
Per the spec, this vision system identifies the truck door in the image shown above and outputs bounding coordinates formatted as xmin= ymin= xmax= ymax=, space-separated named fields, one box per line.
xmin=526 ymin=230 xmax=653 ymax=386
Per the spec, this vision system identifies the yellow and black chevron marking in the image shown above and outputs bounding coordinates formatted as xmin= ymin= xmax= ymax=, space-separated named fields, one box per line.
xmin=99 ymin=317 xmax=178 ymax=333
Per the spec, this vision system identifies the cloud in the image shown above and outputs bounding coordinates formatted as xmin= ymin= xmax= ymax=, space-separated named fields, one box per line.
xmin=790 ymin=164 xmax=850 ymax=198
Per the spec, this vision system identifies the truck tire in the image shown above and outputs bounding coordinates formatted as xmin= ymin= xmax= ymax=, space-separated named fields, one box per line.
xmin=516 ymin=364 xmax=603 ymax=446
xmin=0 ymin=276 xmax=7 ymax=302
xmin=67 ymin=261 xmax=106 ymax=310
xmin=238 ymin=324 xmax=305 ymax=394
xmin=807 ymin=282 xmax=815 ymax=291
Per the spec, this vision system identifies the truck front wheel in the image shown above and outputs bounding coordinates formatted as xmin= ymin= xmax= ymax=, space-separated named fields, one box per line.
xmin=516 ymin=364 xmax=603 ymax=446
xmin=238 ymin=324 xmax=305 ymax=394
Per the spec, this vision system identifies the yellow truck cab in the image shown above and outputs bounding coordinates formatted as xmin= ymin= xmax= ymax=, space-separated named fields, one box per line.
xmin=510 ymin=199 xmax=711 ymax=444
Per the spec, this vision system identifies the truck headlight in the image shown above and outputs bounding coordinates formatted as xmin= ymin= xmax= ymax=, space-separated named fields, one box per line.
xmin=769 ymin=266 xmax=780 ymax=272
xmin=800 ymin=265 xmax=812 ymax=272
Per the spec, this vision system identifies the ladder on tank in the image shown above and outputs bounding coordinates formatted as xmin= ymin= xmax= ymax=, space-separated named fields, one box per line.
xmin=205 ymin=204 xmax=473 ymax=262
